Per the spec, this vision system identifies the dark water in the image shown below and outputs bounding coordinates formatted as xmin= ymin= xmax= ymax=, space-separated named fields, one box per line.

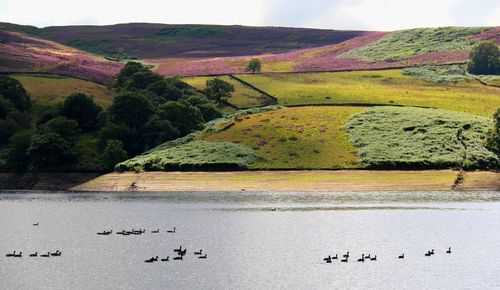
xmin=1 ymin=191 xmax=500 ymax=290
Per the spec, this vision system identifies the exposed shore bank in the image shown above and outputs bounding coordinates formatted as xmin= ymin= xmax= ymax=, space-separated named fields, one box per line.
xmin=71 ymin=170 xmax=499 ymax=192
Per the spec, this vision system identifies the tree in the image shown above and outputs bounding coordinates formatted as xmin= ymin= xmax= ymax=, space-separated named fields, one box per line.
xmin=181 ymin=95 xmax=222 ymax=121
xmin=143 ymin=115 xmax=180 ymax=149
xmin=467 ymin=42 xmax=500 ymax=75
xmin=0 ymin=119 xmax=20 ymax=144
xmin=246 ymin=58 xmax=262 ymax=73
xmin=6 ymin=130 xmax=32 ymax=172
xmin=109 ymin=92 xmax=153 ymax=128
xmin=486 ymin=108 xmax=500 ymax=155
xmin=99 ymin=123 xmax=141 ymax=155
xmin=146 ymin=79 xmax=183 ymax=102
xmin=27 ymin=132 xmax=76 ymax=170
xmin=204 ymin=78 xmax=234 ymax=104
xmin=0 ymin=75 xmax=31 ymax=111
xmin=101 ymin=139 xmax=128 ymax=171
xmin=39 ymin=116 xmax=80 ymax=141
xmin=0 ymin=95 xmax=14 ymax=119
xmin=157 ymin=101 xmax=204 ymax=135
xmin=62 ymin=93 xmax=102 ymax=131
xmin=116 ymin=61 xmax=150 ymax=88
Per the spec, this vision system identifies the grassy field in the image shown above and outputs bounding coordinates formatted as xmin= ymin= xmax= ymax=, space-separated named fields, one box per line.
xmin=183 ymin=75 xmax=274 ymax=109
xmin=72 ymin=170 xmax=500 ymax=192
xmin=236 ymin=70 xmax=500 ymax=117
xmin=198 ymin=106 xmax=364 ymax=169
xmin=345 ymin=106 xmax=498 ymax=169
xmin=11 ymin=74 xmax=114 ymax=107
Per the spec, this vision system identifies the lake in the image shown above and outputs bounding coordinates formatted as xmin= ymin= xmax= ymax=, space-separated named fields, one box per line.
xmin=1 ymin=190 xmax=500 ymax=290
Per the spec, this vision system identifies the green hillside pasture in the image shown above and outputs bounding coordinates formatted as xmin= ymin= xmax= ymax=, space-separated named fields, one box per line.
xmin=345 ymin=106 xmax=499 ymax=169
xmin=199 ymin=106 xmax=364 ymax=169
xmin=11 ymin=74 xmax=114 ymax=107
xmin=340 ymin=27 xmax=486 ymax=61
xmin=116 ymin=141 xmax=257 ymax=171
xmin=402 ymin=65 xmax=500 ymax=85
xmin=237 ymin=70 xmax=500 ymax=117
xmin=183 ymin=75 xmax=274 ymax=109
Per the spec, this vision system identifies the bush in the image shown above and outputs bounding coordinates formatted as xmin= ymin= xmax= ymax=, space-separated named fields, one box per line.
xmin=486 ymin=108 xmax=500 ymax=155
xmin=467 ymin=42 xmax=500 ymax=75
xmin=101 ymin=140 xmax=128 ymax=171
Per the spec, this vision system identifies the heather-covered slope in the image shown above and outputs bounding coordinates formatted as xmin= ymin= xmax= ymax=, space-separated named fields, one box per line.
xmin=0 ymin=28 xmax=122 ymax=84
xmin=1 ymin=22 xmax=368 ymax=59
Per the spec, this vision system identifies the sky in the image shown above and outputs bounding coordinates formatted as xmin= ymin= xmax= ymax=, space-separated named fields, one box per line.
xmin=0 ymin=0 xmax=498 ymax=31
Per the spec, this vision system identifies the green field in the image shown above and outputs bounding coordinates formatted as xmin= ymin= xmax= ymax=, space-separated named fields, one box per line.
xmin=11 ymin=74 xmax=114 ymax=107
xmin=199 ymin=106 xmax=364 ymax=169
xmin=345 ymin=106 xmax=498 ymax=169
xmin=183 ymin=75 xmax=274 ymax=109
xmin=236 ymin=70 xmax=500 ymax=116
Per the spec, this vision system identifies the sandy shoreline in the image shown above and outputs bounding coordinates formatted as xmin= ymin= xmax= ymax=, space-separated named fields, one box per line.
xmin=70 ymin=170 xmax=500 ymax=192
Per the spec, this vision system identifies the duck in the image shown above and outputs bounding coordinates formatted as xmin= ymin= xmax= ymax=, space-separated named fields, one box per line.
xmin=29 ymin=252 xmax=38 ymax=257
xmin=33 ymin=222 xmax=39 ymax=226
xmin=151 ymin=229 xmax=159 ymax=234
xmin=161 ymin=256 xmax=170 ymax=262
xmin=13 ymin=252 xmax=22 ymax=258
xmin=370 ymin=255 xmax=377 ymax=261
xmin=173 ymin=255 xmax=183 ymax=260
xmin=398 ymin=253 xmax=405 ymax=259
xmin=194 ymin=249 xmax=203 ymax=255
xmin=40 ymin=252 xmax=50 ymax=257
xmin=167 ymin=227 xmax=176 ymax=233
xmin=357 ymin=254 xmax=365 ymax=262
xmin=343 ymin=251 xmax=350 ymax=258
xmin=145 ymin=256 xmax=159 ymax=263
xmin=446 ymin=247 xmax=452 ymax=254
xmin=198 ymin=254 xmax=207 ymax=259
xmin=50 ymin=250 xmax=61 ymax=256
xmin=5 ymin=251 xmax=16 ymax=257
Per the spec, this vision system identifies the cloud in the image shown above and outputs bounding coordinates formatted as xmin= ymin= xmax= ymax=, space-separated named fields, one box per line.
xmin=0 ymin=0 xmax=498 ymax=30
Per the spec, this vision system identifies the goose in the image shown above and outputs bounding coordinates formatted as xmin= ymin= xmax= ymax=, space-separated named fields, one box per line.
xmin=446 ymin=247 xmax=452 ymax=254
xmin=13 ymin=252 xmax=22 ymax=258
xmin=161 ymin=256 xmax=170 ymax=262
xmin=179 ymin=249 xmax=187 ymax=257
xmin=398 ymin=253 xmax=405 ymax=259
xmin=40 ymin=252 xmax=50 ymax=257
xmin=332 ymin=254 xmax=338 ymax=260
xmin=173 ymin=255 xmax=183 ymax=260
xmin=50 ymin=250 xmax=61 ymax=256
xmin=173 ymin=246 xmax=183 ymax=253
xmin=151 ymin=229 xmax=159 ymax=234
xmin=33 ymin=222 xmax=39 ymax=226
xmin=29 ymin=252 xmax=38 ymax=257
xmin=343 ymin=251 xmax=350 ymax=258
xmin=357 ymin=254 xmax=365 ymax=262
xmin=430 ymin=249 xmax=435 ymax=255
xmin=194 ymin=250 xmax=203 ymax=255
xmin=365 ymin=254 xmax=371 ymax=260
xmin=198 ymin=254 xmax=207 ymax=259
xmin=425 ymin=251 xmax=431 ymax=257
xmin=5 ymin=251 xmax=16 ymax=257
xmin=370 ymin=255 xmax=377 ymax=261
xmin=341 ymin=257 xmax=348 ymax=263
xmin=167 ymin=227 xmax=176 ymax=233
xmin=323 ymin=255 xmax=332 ymax=262
xmin=145 ymin=256 xmax=159 ymax=263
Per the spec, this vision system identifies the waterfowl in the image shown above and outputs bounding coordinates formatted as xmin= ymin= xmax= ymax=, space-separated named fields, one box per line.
xmin=323 ymin=255 xmax=331 ymax=262
xmin=161 ymin=256 xmax=170 ymax=262
xmin=365 ymin=254 xmax=371 ymax=260
xmin=179 ymin=249 xmax=187 ymax=257
xmin=343 ymin=251 xmax=350 ymax=258
xmin=97 ymin=230 xmax=112 ymax=235
xmin=430 ymin=249 xmax=435 ymax=255
xmin=13 ymin=252 xmax=22 ymax=258
xmin=173 ymin=246 xmax=183 ymax=253
xmin=167 ymin=227 xmax=176 ymax=233
xmin=271 ymin=208 xmax=277 ymax=211
xmin=5 ymin=251 xmax=16 ymax=257
xmin=332 ymin=254 xmax=338 ymax=260
xmin=446 ymin=247 xmax=451 ymax=254
xmin=398 ymin=253 xmax=405 ymax=259
xmin=40 ymin=252 xmax=50 ymax=257
xmin=370 ymin=255 xmax=377 ymax=261
xmin=145 ymin=256 xmax=159 ymax=263
xmin=29 ymin=252 xmax=38 ymax=257
xmin=425 ymin=251 xmax=431 ymax=257
xmin=33 ymin=222 xmax=39 ymax=226
xmin=357 ymin=254 xmax=365 ymax=262
xmin=341 ymin=257 xmax=348 ymax=263
xmin=173 ymin=255 xmax=183 ymax=260
xmin=194 ymin=250 xmax=203 ymax=255
xmin=151 ymin=229 xmax=159 ymax=234
xmin=198 ymin=254 xmax=207 ymax=259
xmin=50 ymin=250 xmax=61 ymax=256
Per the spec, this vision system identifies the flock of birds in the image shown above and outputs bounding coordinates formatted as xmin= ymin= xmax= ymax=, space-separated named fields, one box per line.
xmin=4 ymin=222 xmax=63 ymax=259
xmin=323 ymin=247 xmax=452 ymax=263
xmin=95 ymin=226 xmax=208 ymax=262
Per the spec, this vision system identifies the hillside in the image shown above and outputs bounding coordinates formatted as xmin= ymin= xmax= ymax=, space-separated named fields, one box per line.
xmin=0 ymin=22 xmax=367 ymax=59
xmin=0 ymin=28 xmax=122 ymax=84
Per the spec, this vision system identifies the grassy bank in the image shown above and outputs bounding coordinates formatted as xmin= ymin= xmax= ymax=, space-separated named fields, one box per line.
xmin=71 ymin=170 xmax=500 ymax=192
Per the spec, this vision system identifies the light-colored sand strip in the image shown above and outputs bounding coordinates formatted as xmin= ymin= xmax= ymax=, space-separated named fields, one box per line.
xmin=71 ymin=170 xmax=499 ymax=192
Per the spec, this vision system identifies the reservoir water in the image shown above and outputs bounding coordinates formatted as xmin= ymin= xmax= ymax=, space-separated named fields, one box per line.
xmin=1 ymin=190 xmax=500 ymax=290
